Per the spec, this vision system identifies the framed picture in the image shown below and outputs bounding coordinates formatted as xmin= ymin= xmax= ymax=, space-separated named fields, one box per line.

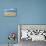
xmin=4 ymin=8 xmax=17 ymax=16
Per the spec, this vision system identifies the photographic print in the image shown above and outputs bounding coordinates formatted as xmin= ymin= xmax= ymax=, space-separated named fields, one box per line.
xmin=4 ymin=8 xmax=17 ymax=16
